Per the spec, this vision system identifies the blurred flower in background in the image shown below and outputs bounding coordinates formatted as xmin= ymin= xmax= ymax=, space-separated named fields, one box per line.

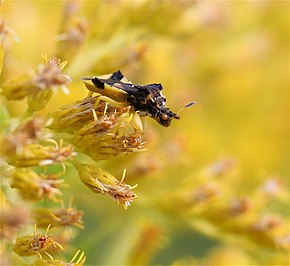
xmin=0 ymin=1 xmax=288 ymax=265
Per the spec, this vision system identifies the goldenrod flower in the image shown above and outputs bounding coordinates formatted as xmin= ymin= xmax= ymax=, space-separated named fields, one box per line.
xmin=32 ymin=207 xmax=84 ymax=228
xmin=50 ymin=96 xmax=145 ymax=161
xmin=73 ymin=123 xmax=144 ymax=162
xmin=74 ymin=163 xmax=137 ymax=208
xmin=10 ymin=168 xmax=64 ymax=201
xmin=2 ymin=56 xmax=71 ymax=105
xmin=49 ymin=96 xmax=130 ymax=133
xmin=6 ymin=142 xmax=76 ymax=167
xmin=0 ymin=117 xmax=46 ymax=157
xmin=13 ymin=225 xmax=63 ymax=260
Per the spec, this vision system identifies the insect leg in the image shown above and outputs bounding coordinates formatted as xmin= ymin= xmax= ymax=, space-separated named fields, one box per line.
xmin=93 ymin=94 xmax=127 ymax=109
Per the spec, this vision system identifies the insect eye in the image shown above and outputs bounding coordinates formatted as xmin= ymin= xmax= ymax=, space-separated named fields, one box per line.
xmin=161 ymin=114 xmax=169 ymax=120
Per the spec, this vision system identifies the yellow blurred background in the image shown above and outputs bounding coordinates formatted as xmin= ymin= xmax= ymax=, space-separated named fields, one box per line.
xmin=2 ymin=1 xmax=288 ymax=265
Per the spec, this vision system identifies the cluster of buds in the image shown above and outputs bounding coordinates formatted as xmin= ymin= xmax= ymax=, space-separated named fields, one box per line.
xmin=49 ymin=96 xmax=145 ymax=162
xmin=75 ymin=162 xmax=137 ymax=208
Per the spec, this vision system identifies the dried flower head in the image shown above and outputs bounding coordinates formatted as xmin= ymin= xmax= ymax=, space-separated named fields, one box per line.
xmin=13 ymin=225 xmax=63 ymax=260
xmin=10 ymin=169 xmax=64 ymax=201
xmin=75 ymin=163 xmax=138 ymax=208
xmin=32 ymin=207 xmax=84 ymax=228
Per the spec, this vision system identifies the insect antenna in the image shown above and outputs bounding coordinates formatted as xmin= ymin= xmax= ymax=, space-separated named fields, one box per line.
xmin=176 ymin=101 xmax=196 ymax=117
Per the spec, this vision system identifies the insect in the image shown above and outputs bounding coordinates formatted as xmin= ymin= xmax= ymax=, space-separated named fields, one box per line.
xmin=82 ymin=70 xmax=195 ymax=127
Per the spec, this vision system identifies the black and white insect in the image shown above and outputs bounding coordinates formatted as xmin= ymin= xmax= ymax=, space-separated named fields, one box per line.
xmin=82 ymin=70 xmax=195 ymax=127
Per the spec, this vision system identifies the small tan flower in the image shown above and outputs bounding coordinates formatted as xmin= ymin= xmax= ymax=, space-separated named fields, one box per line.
xmin=31 ymin=56 xmax=71 ymax=91
xmin=13 ymin=225 xmax=63 ymax=260
xmin=32 ymin=207 xmax=84 ymax=228
xmin=10 ymin=169 xmax=64 ymax=201
xmin=75 ymin=163 xmax=137 ymax=208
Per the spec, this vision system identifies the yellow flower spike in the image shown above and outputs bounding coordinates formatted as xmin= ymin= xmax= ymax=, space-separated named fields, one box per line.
xmin=13 ymin=224 xmax=63 ymax=259
xmin=10 ymin=168 xmax=64 ymax=201
xmin=32 ymin=207 xmax=84 ymax=229
xmin=74 ymin=162 xmax=138 ymax=208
